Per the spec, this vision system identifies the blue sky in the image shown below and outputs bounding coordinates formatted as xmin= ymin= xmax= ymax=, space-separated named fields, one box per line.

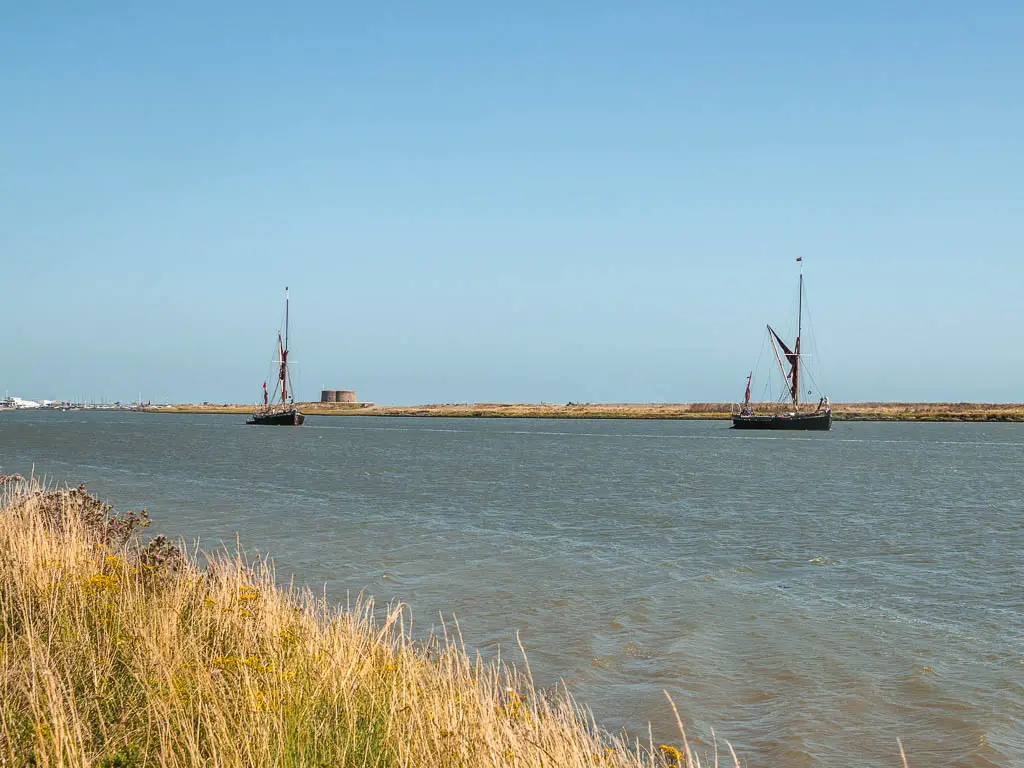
xmin=2 ymin=2 xmax=1022 ymax=404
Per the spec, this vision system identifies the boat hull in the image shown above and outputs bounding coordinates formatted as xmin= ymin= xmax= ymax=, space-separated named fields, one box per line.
xmin=246 ymin=409 xmax=305 ymax=426
xmin=731 ymin=411 xmax=831 ymax=431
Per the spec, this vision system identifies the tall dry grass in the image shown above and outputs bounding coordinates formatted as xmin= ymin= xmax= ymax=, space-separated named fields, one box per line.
xmin=0 ymin=478 xmax=734 ymax=768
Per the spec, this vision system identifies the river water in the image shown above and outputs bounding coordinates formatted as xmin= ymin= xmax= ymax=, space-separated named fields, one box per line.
xmin=1 ymin=411 xmax=1020 ymax=766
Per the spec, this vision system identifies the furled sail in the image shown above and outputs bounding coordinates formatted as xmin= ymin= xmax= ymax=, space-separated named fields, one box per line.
xmin=767 ymin=325 xmax=801 ymax=403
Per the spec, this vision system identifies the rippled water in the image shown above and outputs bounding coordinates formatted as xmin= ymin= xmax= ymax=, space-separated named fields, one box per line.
xmin=2 ymin=411 xmax=1021 ymax=766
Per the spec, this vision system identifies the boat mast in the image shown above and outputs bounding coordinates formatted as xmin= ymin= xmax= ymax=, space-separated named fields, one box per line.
xmin=793 ymin=265 xmax=802 ymax=407
xmin=286 ymin=286 xmax=290 ymax=405
xmin=279 ymin=287 xmax=290 ymax=405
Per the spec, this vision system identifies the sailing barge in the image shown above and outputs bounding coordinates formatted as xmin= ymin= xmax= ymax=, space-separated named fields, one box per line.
xmin=732 ymin=262 xmax=831 ymax=431
xmin=247 ymin=287 xmax=305 ymax=426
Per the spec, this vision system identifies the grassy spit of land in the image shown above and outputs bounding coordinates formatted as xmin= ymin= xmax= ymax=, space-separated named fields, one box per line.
xmin=144 ymin=401 xmax=1024 ymax=421
xmin=0 ymin=476 xmax=735 ymax=768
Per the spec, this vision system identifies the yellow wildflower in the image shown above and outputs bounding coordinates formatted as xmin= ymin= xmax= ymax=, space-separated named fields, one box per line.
xmin=84 ymin=573 xmax=119 ymax=591
xmin=104 ymin=555 xmax=128 ymax=569
xmin=252 ymin=689 xmax=269 ymax=711
xmin=243 ymin=655 xmax=273 ymax=673
xmin=238 ymin=586 xmax=261 ymax=602
xmin=659 ymin=744 xmax=684 ymax=766
xmin=280 ymin=627 xmax=298 ymax=645
xmin=502 ymin=688 xmax=532 ymax=721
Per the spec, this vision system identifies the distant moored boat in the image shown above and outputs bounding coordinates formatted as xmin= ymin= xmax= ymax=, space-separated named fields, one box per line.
xmin=731 ymin=261 xmax=831 ymax=431
xmin=247 ymin=287 xmax=305 ymax=427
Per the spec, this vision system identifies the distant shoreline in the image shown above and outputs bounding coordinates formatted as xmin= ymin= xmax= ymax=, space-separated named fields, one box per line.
xmin=140 ymin=401 xmax=1024 ymax=422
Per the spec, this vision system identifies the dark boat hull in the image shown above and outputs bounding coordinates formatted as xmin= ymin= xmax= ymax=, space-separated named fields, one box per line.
xmin=246 ymin=409 xmax=305 ymax=426
xmin=731 ymin=411 xmax=831 ymax=431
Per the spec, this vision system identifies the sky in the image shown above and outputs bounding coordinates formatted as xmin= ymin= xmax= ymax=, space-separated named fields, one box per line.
xmin=2 ymin=2 xmax=1022 ymax=404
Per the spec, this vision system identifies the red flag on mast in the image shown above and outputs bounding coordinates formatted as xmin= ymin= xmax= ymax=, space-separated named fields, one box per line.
xmin=795 ymin=257 xmax=802 ymax=262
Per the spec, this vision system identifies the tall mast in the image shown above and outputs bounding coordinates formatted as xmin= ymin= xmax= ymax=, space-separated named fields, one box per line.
xmin=284 ymin=286 xmax=290 ymax=404
xmin=793 ymin=267 xmax=803 ymax=406
xmin=278 ymin=287 xmax=290 ymax=405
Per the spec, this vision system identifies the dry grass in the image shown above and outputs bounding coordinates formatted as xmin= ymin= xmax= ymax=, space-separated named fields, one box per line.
xmin=365 ymin=401 xmax=1024 ymax=422
xmin=142 ymin=401 xmax=1024 ymax=421
xmin=830 ymin=401 xmax=1024 ymax=422
xmin=146 ymin=402 xmax=374 ymax=416
xmin=0 ymin=478 xmax=736 ymax=768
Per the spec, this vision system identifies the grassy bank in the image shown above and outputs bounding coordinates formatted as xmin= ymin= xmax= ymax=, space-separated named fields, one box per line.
xmin=145 ymin=402 xmax=374 ymax=416
xmin=142 ymin=401 xmax=1024 ymax=421
xmin=827 ymin=402 xmax=1024 ymax=422
xmin=0 ymin=477 xmax=733 ymax=768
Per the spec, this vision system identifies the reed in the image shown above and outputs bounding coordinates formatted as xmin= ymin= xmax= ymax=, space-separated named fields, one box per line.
xmin=0 ymin=477 xmax=737 ymax=768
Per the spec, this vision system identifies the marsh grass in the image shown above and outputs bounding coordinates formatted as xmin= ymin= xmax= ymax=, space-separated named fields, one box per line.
xmin=0 ymin=478 xmax=737 ymax=768
xmin=143 ymin=401 xmax=1024 ymax=421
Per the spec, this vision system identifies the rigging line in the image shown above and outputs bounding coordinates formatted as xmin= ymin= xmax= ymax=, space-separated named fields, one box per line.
xmin=801 ymin=289 xmax=827 ymax=395
xmin=786 ymin=279 xmax=801 ymax=345
xmin=759 ymin=328 xmax=775 ymax=402
xmin=804 ymin=368 xmax=822 ymax=394
xmin=287 ymin=361 xmax=301 ymax=402
xmin=262 ymin=342 xmax=280 ymax=401
xmin=753 ymin=328 xmax=768 ymax=398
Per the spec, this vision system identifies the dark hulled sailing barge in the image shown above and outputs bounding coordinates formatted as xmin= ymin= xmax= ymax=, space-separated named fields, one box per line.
xmin=247 ymin=287 xmax=305 ymax=426
xmin=732 ymin=262 xmax=831 ymax=430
